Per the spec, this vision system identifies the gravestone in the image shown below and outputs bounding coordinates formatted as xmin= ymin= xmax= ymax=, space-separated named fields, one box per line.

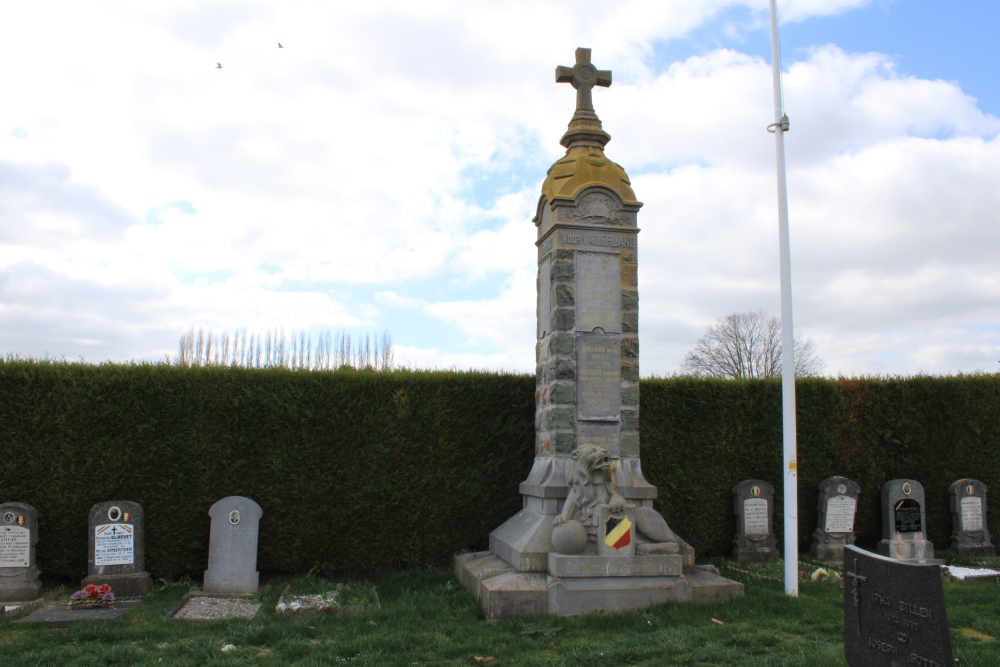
xmin=811 ymin=476 xmax=861 ymax=564
xmin=203 ymin=496 xmax=262 ymax=595
xmin=876 ymin=480 xmax=939 ymax=563
xmin=455 ymin=47 xmax=743 ymax=619
xmin=0 ymin=502 xmax=42 ymax=602
xmin=82 ymin=501 xmax=152 ymax=598
xmin=843 ymin=545 xmax=952 ymax=667
xmin=732 ymin=480 xmax=780 ymax=562
xmin=948 ymin=479 xmax=994 ymax=557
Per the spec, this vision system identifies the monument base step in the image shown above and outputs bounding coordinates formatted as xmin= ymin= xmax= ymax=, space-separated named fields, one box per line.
xmin=953 ymin=543 xmax=996 ymax=557
xmin=456 ymin=553 xmax=743 ymax=620
xmin=0 ymin=583 xmax=43 ymax=603
xmin=82 ymin=572 xmax=152 ymax=598
xmin=876 ymin=539 xmax=936 ymax=562
xmin=733 ymin=547 xmax=779 ymax=563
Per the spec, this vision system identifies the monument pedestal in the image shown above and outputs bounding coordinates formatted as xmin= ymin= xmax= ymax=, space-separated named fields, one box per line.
xmin=81 ymin=571 xmax=152 ymax=599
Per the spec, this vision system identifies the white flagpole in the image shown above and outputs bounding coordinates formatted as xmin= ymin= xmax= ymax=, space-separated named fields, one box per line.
xmin=767 ymin=0 xmax=798 ymax=597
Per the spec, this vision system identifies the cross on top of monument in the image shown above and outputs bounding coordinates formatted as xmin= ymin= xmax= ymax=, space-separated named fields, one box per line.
xmin=556 ymin=47 xmax=611 ymax=114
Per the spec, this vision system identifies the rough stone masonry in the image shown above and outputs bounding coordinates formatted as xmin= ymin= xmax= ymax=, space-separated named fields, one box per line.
xmin=456 ymin=47 xmax=743 ymax=619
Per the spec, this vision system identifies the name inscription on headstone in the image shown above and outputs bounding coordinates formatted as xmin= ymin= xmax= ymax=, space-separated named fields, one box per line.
xmin=825 ymin=496 xmax=857 ymax=533
xmin=575 ymin=253 xmax=621 ymax=333
xmin=961 ymin=496 xmax=983 ymax=533
xmin=743 ymin=498 xmax=769 ymax=536
xmin=0 ymin=526 xmax=30 ymax=567
xmin=577 ymin=334 xmax=620 ymax=420
xmin=894 ymin=499 xmax=922 ymax=533
xmin=843 ymin=545 xmax=952 ymax=667
xmin=94 ymin=524 xmax=134 ymax=566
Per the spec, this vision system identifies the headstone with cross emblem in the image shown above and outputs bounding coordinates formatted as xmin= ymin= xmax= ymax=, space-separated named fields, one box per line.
xmin=876 ymin=479 xmax=940 ymax=564
xmin=203 ymin=496 xmax=263 ymax=595
xmin=948 ymin=479 xmax=994 ymax=557
xmin=0 ymin=502 xmax=42 ymax=602
xmin=843 ymin=545 xmax=952 ymax=667
xmin=82 ymin=500 xmax=152 ymax=597
xmin=811 ymin=476 xmax=861 ymax=564
xmin=732 ymin=480 xmax=780 ymax=562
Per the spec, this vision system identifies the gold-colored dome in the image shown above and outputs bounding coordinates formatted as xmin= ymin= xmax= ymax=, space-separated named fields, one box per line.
xmin=540 ymin=145 xmax=639 ymax=206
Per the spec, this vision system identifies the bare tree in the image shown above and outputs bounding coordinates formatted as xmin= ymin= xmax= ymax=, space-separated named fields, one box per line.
xmin=680 ymin=310 xmax=824 ymax=379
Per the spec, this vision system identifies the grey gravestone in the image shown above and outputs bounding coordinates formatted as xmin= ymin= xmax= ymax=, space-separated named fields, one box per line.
xmin=877 ymin=479 xmax=938 ymax=563
xmin=843 ymin=545 xmax=952 ymax=667
xmin=456 ymin=47 xmax=743 ymax=619
xmin=733 ymin=480 xmax=780 ymax=562
xmin=82 ymin=501 xmax=152 ymax=598
xmin=948 ymin=479 xmax=994 ymax=557
xmin=0 ymin=502 xmax=42 ymax=602
xmin=811 ymin=476 xmax=861 ymax=564
xmin=203 ymin=496 xmax=262 ymax=595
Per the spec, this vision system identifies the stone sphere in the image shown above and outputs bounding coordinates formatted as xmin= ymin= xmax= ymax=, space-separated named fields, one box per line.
xmin=551 ymin=519 xmax=588 ymax=554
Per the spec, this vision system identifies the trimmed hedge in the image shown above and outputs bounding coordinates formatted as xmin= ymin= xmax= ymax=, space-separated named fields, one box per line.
xmin=0 ymin=360 xmax=997 ymax=581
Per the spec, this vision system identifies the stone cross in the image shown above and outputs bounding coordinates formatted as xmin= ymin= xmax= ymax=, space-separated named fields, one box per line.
xmin=556 ymin=48 xmax=611 ymax=113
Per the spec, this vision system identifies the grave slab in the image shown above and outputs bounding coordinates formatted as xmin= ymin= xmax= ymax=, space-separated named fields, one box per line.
xmin=843 ymin=545 xmax=952 ymax=667
xmin=12 ymin=599 xmax=141 ymax=628
xmin=948 ymin=479 xmax=994 ymax=557
xmin=876 ymin=479 xmax=939 ymax=564
xmin=732 ymin=480 xmax=779 ymax=562
xmin=203 ymin=496 xmax=263 ymax=595
xmin=0 ymin=502 xmax=42 ymax=603
xmin=811 ymin=476 xmax=861 ymax=564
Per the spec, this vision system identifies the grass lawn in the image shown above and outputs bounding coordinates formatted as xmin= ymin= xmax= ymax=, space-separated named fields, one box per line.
xmin=1 ymin=559 xmax=998 ymax=666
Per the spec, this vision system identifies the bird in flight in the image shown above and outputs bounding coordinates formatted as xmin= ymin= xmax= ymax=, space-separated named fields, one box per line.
xmin=278 ymin=42 xmax=284 ymax=48
xmin=215 ymin=62 xmax=223 ymax=69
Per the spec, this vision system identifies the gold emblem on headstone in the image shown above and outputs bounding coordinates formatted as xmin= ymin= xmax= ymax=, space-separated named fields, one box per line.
xmin=967 ymin=484 xmax=976 ymax=495
xmin=751 ymin=486 xmax=761 ymax=497
xmin=17 ymin=516 xmax=25 ymax=526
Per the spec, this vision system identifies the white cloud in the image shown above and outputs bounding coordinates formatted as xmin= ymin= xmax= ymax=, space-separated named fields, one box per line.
xmin=0 ymin=0 xmax=996 ymax=377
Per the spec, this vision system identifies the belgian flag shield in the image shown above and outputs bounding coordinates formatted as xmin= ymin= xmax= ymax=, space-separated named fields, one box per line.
xmin=604 ymin=514 xmax=632 ymax=550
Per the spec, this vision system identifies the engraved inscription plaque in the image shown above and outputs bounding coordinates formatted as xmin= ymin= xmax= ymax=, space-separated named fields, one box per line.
xmin=961 ymin=496 xmax=983 ymax=533
xmin=743 ymin=498 xmax=769 ymax=536
xmin=538 ymin=256 xmax=551 ymax=339
xmin=578 ymin=421 xmax=620 ymax=458
xmin=894 ymin=499 xmax=922 ymax=533
xmin=824 ymin=496 xmax=857 ymax=533
xmin=575 ymin=253 xmax=621 ymax=333
xmin=0 ymin=526 xmax=30 ymax=567
xmin=577 ymin=334 xmax=620 ymax=420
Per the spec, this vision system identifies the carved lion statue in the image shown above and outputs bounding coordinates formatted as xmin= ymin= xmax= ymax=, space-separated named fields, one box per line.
xmin=552 ymin=445 xmax=680 ymax=555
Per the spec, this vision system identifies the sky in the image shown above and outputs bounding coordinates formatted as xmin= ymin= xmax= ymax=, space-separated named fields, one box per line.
xmin=1 ymin=0 xmax=998 ymax=376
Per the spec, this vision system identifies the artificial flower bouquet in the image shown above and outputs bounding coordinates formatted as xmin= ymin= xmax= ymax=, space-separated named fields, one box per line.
xmin=67 ymin=583 xmax=115 ymax=610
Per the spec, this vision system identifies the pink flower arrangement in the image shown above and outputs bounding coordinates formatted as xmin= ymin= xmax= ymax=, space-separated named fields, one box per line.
xmin=68 ymin=583 xmax=115 ymax=609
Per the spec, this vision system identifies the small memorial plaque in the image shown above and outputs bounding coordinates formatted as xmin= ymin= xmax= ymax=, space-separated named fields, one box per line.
xmin=843 ymin=545 xmax=952 ymax=667
xmin=960 ymin=496 xmax=983 ymax=533
xmin=0 ymin=526 xmax=30 ymax=567
xmin=894 ymin=499 xmax=922 ymax=533
xmin=577 ymin=334 xmax=621 ymax=420
xmin=575 ymin=253 xmax=621 ymax=333
xmin=743 ymin=499 xmax=769 ymax=535
xmin=94 ymin=524 xmax=134 ymax=566
xmin=577 ymin=421 xmax=619 ymax=458
xmin=825 ymin=496 xmax=857 ymax=533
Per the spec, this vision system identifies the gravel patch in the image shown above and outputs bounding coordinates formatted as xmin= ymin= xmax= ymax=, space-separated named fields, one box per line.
xmin=172 ymin=596 xmax=261 ymax=621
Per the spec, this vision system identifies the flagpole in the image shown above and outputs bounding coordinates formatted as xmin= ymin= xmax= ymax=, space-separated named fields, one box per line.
xmin=767 ymin=0 xmax=799 ymax=597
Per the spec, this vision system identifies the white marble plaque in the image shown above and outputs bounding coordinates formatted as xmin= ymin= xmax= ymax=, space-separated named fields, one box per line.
xmin=94 ymin=523 xmax=134 ymax=566
xmin=961 ymin=496 xmax=984 ymax=533
xmin=575 ymin=253 xmax=621 ymax=333
xmin=538 ymin=257 xmax=551 ymax=339
xmin=0 ymin=526 xmax=30 ymax=567
xmin=577 ymin=334 xmax=620 ymax=420
xmin=824 ymin=495 xmax=857 ymax=533
xmin=743 ymin=498 xmax=769 ymax=536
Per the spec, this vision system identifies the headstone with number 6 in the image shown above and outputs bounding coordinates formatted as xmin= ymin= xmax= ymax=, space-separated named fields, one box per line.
xmin=0 ymin=502 xmax=42 ymax=602
xmin=82 ymin=501 xmax=153 ymax=597
xmin=948 ymin=479 xmax=994 ymax=557
xmin=203 ymin=496 xmax=263 ymax=595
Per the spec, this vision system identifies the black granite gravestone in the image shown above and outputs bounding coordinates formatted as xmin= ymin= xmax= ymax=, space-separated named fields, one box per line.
xmin=843 ymin=545 xmax=952 ymax=667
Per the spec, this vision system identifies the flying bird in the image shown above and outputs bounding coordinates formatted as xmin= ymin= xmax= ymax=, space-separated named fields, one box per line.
xmin=278 ymin=42 xmax=284 ymax=48
xmin=215 ymin=62 xmax=223 ymax=69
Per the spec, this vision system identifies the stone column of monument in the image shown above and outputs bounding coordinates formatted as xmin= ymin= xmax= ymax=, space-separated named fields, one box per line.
xmin=456 ymin=48 xmax=742 ymax=619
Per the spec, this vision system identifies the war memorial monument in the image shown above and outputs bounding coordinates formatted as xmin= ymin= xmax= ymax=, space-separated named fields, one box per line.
xmin=456 ymin=48 xmax=744 ymax=619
